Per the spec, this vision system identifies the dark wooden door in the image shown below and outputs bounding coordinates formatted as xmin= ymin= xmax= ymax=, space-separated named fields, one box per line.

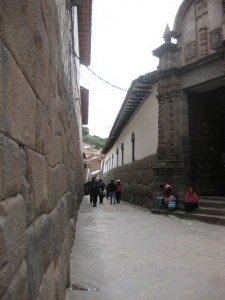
xmin=188 ymin=92 xmax=222 ymax=195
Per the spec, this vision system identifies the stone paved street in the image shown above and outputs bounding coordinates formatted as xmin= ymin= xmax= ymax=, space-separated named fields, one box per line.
xmin=65 ymin=196 xmax=225 ymax=300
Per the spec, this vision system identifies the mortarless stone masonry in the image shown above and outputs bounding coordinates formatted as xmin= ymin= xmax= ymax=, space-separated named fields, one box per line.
xmin=0 ymin=0 xmax=85 ymax=299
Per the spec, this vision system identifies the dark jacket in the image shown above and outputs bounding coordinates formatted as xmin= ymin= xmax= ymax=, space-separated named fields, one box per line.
xmin=108 ymin=181 xmax=116 ymax=192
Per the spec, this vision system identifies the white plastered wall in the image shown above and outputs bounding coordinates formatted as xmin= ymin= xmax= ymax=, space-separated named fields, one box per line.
xmin=103 ymin=84 xmax=158 ymax=173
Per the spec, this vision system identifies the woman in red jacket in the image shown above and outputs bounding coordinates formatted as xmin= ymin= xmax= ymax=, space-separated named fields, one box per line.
xmin=185 ymin=186 xmax=199 ymax=213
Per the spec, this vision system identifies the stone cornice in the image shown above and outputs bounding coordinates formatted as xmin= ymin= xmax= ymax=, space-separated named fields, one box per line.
xmin=153 ymin=42 xmax=177 ymax=58
xmin=154 ymin=51 xmax=224 ymax=81
xmin=178 ymin=50 xmax=224 ymax=75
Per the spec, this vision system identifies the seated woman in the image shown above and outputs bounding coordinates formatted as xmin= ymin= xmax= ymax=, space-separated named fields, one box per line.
xmin=184 ymin=186 xmax=199 ymax=213
xmin=151 ymin=183 xmax=173 ymax=212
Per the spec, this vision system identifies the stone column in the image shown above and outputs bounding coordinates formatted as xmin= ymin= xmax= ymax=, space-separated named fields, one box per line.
xmin=157 ymin=76 xmax=181 ymax=161
xmin=153 ymin=74 xmax=191 ymax=197
xmin=152 ymin=28 xmax=191 ymax=197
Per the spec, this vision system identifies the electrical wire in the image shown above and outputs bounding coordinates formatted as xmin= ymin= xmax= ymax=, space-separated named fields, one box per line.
xmin=85 ymin=66 xmax=128 ymax=92
xmin=74 ymin=51 xmax=128 ymax=92
xmin=79 ymin=67 xmax=127 ymax=92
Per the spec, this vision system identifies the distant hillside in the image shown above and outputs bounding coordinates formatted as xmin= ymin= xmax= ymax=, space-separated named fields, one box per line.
xmin=83 ymin=135 xmax=107 ymax=149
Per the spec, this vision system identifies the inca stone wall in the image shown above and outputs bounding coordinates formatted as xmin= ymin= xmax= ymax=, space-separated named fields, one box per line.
xmin=0 ymin=1 xmax=84 ymax=299
xmin=102 ymin=155 xmax=158 ymax=208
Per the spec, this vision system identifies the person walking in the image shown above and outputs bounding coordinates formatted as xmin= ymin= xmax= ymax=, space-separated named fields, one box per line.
xmin=98 ymin=179 xmax=105 ymax=204
xmin=116 ymin=180 xmax=122 ymax=203
xmin=106 ymin=182 xmax=110 ymax=199
xmin=88 ymin=177 xmax=94 ymax=205
xmin=89 ymin=176 xmax=99 ymax=207
xmin=109 ymin=179 xmax=116 ymax=204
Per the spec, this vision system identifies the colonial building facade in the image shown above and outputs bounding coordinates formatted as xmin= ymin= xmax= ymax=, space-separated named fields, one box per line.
xmin=102 ymin=0 xmax=225 ymax=207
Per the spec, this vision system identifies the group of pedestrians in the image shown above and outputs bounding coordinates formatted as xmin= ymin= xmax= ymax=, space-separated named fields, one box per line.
xmin=87 ymin=177 xmax=122 ymax=207
xmin=107 ymin=179 xmax=122 ymax=204
xmin=87 ymin=176 xmax=199 ymax=213
xmin=151 ymin=182 xmax=199 ymax=214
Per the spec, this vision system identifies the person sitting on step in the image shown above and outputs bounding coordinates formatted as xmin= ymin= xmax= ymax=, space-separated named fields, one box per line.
xmin=151 ymin=182 xmax=173 ymax=213
xmin=184 ymin=186 xmax=199 ymax=213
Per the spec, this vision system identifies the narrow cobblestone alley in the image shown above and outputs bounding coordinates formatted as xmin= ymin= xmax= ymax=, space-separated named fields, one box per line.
xmin=65 ymin=196 xmax=225 ymax=300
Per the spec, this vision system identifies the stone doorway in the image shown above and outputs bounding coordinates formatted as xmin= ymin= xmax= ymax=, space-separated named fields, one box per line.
xmin=188 ymin=86 xmax=225 ymax=195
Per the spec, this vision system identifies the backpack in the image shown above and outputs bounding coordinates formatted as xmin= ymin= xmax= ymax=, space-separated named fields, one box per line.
xmin=168 ymin=195 xmax=177 ymax=210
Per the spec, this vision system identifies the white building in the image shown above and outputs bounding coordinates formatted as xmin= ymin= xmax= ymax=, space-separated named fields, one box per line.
xmin=101 ymin=0 xmax=225 ymax=208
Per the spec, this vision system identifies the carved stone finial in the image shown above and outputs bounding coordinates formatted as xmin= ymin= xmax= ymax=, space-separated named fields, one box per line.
xmin=163 ymin=24 xmax=171 ymax=42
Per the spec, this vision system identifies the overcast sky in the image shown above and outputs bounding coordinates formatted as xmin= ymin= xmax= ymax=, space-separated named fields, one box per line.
xmin=80 ymin=0 xmax=184 ymax=138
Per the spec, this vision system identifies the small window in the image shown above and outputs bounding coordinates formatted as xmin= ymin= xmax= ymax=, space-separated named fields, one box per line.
xmin=131 ymin=133 xmax=135 ymax=162
xmin=121 ymin=143 xmax=124 ymax=165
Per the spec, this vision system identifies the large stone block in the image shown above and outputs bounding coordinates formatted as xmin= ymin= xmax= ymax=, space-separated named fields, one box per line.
xmin=38 ymin=0 xmax=60 ymax=99
xmin=26 ymin=195 xmax=70 ymax=299
xmin=54 ymin=258 xmax=65 ymax=300
xmin=0 ymin=1 xmax=51 ymax=106
xmin=25 ymin=147 xmax=48 ymax=221
xmin=0 ymin=40 xmax=36 ymax=149
xmin=37 ymin=261 xmax=55 ymax=300
xmin=69 ymin=183 xmax=75 ymax=197
xmin=47 ymin=96 xmax=58 ymax=133
xmin=1 ymin=260 xmax=29 ymax=300
xmin=46 ymin=163 xmax=67 ymax=212
xmin=47 ymin=132 xmax=63 ymax=167
xmin=35 ymin=101 xmax=49 ymax=155
xmin=66 ymin=192 xmax=74 ymax=221
xmin=69 ymin=170 xmax=76 ymax=184
xmin=64 ymin=152 xmax=71 ymax=172
xmin=54 ymin=96 xmax=64 ymax=134
xmin=48 ymin=196 xmax=69 ymax=257
xmin=54 ymin=221 xmax=74 ymax=300
xmin=49 ymin=193 xmax=73 ymax=250
xmin=0 ymin=194 xmax=27 ymax=298
xmin=26 ymin=214 xmax=49 ymax=300
xmin=64 ymin=219 xmax=75 ymax=261
xmin=0 ymin=133 xmax=22 ymax=200
xmin=71 ymin=156 xmax=76 ymax=170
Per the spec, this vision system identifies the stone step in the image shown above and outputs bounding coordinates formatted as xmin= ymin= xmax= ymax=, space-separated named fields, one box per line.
xmin=199 ymin=196 xmax=225 ymax=201
xmin=169 ymin=210 xmax=225 ymax=226
xmin=194 ymin=206 xmax=225 ymax=216
xmin=177 ymin=198 xmax=225 ymax=209
xmin=153 ymin=195 xmax=225 ymax=226
xmin=198 ymin=199 xmax=225 ymax=209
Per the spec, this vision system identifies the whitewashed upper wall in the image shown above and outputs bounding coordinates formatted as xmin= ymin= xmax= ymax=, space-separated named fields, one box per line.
xmin=103 ymin=85 xmax=158 ymax=172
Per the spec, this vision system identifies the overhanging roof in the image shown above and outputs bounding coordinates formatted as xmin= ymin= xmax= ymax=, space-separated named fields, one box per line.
xmin=81 ymin=86 xmax=89 ymax=125
xmin=102 ymin=71 xmax=157 ymax=154
xmin=77 ymin=0 xmax=92 ymax=66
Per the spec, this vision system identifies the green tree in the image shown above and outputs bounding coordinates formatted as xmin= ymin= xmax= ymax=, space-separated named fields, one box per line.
xmin=83 ymin=135 xmax=107 ymax=149
xmin=82 ymin=126 xmax=89 ymax=136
